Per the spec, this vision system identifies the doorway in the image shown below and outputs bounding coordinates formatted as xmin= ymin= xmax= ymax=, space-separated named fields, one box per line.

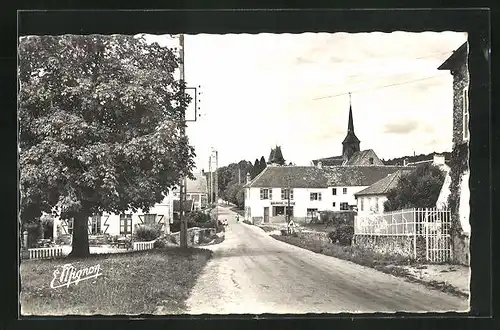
xmin=264 ymin=207 xmax=269 ymax=223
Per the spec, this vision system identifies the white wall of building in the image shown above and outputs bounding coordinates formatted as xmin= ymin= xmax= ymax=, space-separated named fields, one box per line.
xmin=53 ymin=194 xmax=175 ymax=239
xmin=356 ymin=195 xmax=388 ymax=215
xmin=244 ymin=185 xmax=368 ymax=222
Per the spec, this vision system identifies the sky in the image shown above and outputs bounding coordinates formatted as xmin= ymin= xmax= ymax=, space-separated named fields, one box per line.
xmin=144 ymin=32 xmax=467 ymax=171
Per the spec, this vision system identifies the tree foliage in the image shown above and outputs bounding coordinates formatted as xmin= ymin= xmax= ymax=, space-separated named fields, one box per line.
xmin=384 ymin=164 xmax=446 ymax=212
xmin=19 ymin=34 xmax=195 ymax=257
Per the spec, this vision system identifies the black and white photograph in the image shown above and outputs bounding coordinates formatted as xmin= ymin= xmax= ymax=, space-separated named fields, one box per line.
xmin=17 ymin=10 xmax=486 ymax=317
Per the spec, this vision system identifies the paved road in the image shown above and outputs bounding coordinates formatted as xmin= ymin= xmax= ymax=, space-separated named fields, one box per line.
xmin=186 ymin=206 xmax=469 ymax=314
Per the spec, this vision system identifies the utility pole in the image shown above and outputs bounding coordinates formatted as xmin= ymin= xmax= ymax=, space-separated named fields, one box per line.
xmin=208 ymin=155 xmax=212 ymax=204
xmin=179 ymin=34 xmax=188 ymax=249
xmin=287 ymin=176 xmax=291 ymax=224
xmin=214 ymin=149 xmax=219 ymax=226
xmin=238 ymin=166 xmax=241 ymax=185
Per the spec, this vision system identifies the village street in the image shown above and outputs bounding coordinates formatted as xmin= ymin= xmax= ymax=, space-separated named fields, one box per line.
xmin=186 ymin=206 xmax=468 ymax=314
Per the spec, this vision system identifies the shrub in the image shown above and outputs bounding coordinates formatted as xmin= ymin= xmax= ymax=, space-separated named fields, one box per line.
xmin=280 ymin=229 xmax=288 ymax=236
xmin=243 ymin=220 xmax=252 ymax=225
xmin=154 ymin=239 xmax=167 ymax=249
xmin=23 ymin=222 xmax=43 ymax=248
xmin=188 ymin=211 xmax=212 ymax=223
xmin=328 ymin=225 xmax=354 ymax=246
xmin=134 ymin=224 xmax=161 ymax=242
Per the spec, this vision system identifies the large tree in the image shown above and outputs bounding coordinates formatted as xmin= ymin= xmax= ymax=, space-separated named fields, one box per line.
xmin=19 ymin=35 xmax=195 ymax=257
xmin=384 ymin=164 xmax=445 ymax=212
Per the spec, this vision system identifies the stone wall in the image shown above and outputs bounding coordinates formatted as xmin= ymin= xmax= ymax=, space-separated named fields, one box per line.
xmin=451 ymin=53 xmax=469 ymax=146
xmin=169 ymin=227 xmax=216 ymax=246
xmin=353 ymin=235 xmax=426 ymax=261
xmin=297 ymin=231 xmax=331 ymax=245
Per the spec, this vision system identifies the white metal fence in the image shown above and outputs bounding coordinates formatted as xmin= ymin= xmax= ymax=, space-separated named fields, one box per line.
xmin=133 ymin=240 xmax=156 ymax=251
xmin=355 ymin=208 xmax=452 ymax=262
xmin=28 ymin=247 xmax=63 ymax=260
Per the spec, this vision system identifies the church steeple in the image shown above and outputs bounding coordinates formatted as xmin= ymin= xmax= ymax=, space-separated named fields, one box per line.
xmin=342 ymin=93 xmax=361 ymax=162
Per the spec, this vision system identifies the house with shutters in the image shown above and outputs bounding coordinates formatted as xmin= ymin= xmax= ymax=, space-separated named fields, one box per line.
xmin=243 ymin=164 xmax=408 ymax=224
xmin=52 ymin=193 xmax=175 ymax=240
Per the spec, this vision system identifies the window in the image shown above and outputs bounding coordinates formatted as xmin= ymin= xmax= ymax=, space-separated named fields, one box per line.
xmin=310 ymin=192 xmax=322 ymax=201
xmin=260 ymin=188 xmax=272 ymax=200
xmin=143 ymin=214 xmax=157 ymax=225
xmin=90 ymin=215 xmax=101 ymax=234
xmin=67 ymin=218 xmax=74 ymax=235
xmin=343 ymin=188 xmax=347 ymax=194
xmin=463 ymin=88 xmax=469 ymax=141
xmin=332 ymin=188 xmax=337 ymax=195
xmin=360 ymin=198 xmax=364 ymax=211
xmin=340 ymin=202 xmax=349 ymax=210
xmin=120 ymin=214 xmax=133 ymax=235
xmin=281 ymin=188 xmax=294 ymax=200
xmin=374 ymin=198 xmax=379 ymax=212
xmin=332 ymin=202 xmax=336 ymax=207
xmin=369 ymin=157 xmax=374 ymax=164
xmin=307 ymin=208 xmax=318 ymax=218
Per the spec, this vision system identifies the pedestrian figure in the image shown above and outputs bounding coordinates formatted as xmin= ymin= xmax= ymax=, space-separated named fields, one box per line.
xmin=236 ymin=214 xmax=240 ymax=222
xmin=287 ymin=219 xmax=297 ymax=235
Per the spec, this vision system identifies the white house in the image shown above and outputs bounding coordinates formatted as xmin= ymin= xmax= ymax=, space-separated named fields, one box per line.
xmin=356 ymin=154 xmax=450 ymax=215
xmin=355 ymin=169 xmax=414 ymax=215
xmin=244 ymin=164 xmax=407 ymax=224
xmin=52 ymin=193 xmax=175 ymax=240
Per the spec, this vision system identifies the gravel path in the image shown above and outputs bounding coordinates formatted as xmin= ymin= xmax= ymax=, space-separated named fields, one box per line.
xmin=185 ymin=207 xmax=469 ymax=314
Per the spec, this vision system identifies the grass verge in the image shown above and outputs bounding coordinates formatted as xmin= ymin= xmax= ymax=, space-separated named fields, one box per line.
xmin=270 ymin=234 xmax=468 ymax=298
xmin=20 ymin=247 xmax=213 ymax=315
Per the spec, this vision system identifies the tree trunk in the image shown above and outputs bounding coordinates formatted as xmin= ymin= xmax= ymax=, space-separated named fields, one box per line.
xmin=69 ymin=211 xmax=90 ymax=258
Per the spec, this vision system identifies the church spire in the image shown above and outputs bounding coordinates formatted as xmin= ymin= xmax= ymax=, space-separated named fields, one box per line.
xmin=342 ymin=92 xmax=361 ymax=162
xmin=348 ymin=92 xmax=354 ymax=133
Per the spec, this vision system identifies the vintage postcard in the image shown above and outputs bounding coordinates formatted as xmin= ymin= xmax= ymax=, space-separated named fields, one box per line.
xmin=19 ymin=28 xmax=471 ymax=315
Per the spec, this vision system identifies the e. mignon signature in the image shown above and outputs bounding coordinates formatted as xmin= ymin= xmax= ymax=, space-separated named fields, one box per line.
xmin=50 ymin=263 xmax=103 ymax=289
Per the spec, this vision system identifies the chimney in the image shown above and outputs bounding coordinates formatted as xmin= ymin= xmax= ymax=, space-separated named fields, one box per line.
xmin=317 ymin=161 xmax=322 ymax=169
xmin=433 ymin=154 xmax=445 ymax=165
xmin=246 ymin=172 xmax=251 ymax=184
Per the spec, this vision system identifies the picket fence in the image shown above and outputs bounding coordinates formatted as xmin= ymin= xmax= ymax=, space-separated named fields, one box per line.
xmin=133 ymin=240 xmax=156 ymax=251
xmin=355 ymin=208 xmax=452 ymax=263
xmin=28 ymin=247 xmax=63 ymax=260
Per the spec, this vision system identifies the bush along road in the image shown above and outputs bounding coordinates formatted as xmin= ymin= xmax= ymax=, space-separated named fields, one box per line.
xmin=185 ymin=206 xmax=468 ymax=314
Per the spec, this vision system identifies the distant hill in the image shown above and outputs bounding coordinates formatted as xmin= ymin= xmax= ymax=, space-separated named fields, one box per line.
xmin=382 ymin=151 xmax=451 ymax=166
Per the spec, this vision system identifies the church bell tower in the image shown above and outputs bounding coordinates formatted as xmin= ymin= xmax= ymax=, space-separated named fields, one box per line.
xmin=342 ymin=93 xmax=361 ymax=162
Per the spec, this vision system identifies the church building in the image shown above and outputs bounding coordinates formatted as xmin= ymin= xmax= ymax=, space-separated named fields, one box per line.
xmin=243 ymin=95 xmax=408 ymax=225
xmin=312 ymin=93 xmax=384 ymax=167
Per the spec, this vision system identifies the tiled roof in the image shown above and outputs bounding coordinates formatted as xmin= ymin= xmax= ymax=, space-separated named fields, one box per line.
xmin=185 ymin=172 xmax=208 ymax=194
xmin=245 ymin=165 xmax=411 ymax=188
xmin=354 ymin=169 xmax=414 ymax=196
xmin=244 ymin=166 xmax=328 ymax=188
xmin=173 ymin=199 xmax=194 ymax=212
xmin=312 ymin=156 xmax=344 ymax=166
xmin=345 ymin=149 xmax=384 ymax=166
xmin=323 ymin=165 xmax=410 ymax=187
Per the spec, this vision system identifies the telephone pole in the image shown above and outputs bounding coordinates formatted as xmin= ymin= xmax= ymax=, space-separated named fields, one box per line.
xmin=212 ymin=148 xmax=219 ymax=225
xmin=179 ymin=34 xmax=188 ymax=249
xmin=208 ymin=155 xmax=212 ymax=204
